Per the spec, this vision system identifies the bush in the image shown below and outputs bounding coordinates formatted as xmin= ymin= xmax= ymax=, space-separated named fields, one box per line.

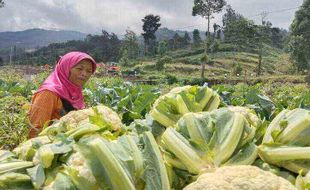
xmin=165 ymin=74 xmax=178 ymax=84
xmin=233 ymin=62 xmax=243 ymax=75
xmin=200 ymin=54 xmax=208 ymax=62
xmin=156 ymin=56 xmax=173 ymax=70
xmin=177 ymin=57 xmax=201 ymax=65
xmin=207 ymin=59 xmax=215 ymax=66
xmin=143 ymin=64 xmax=156 ymax=71
xmin=306 ymin=73 xmax=310 ymax=84
xmin=218 ymin=43 xmax=235 ymax=52
xmin=200 ymin=54 xmax=214 ymax=66
xmin=169 ymin=48 xmax=204 ymax=58
xmin=182 ymin=77 xmax=208 ymax=86
xmin=148 ymin=75 xmax=161 ymax=80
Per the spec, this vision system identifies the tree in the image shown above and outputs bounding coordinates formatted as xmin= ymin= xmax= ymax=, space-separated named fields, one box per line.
xmin=121 ymin=30 xmax=139 ymax=59
xmin=222 ymin=5 xmax=273 ymax=76
xmin=270 ymin=27 xmax=288 ymax=49
xmin=213 ymin=23 xmax=220 ymax=39
xmin=119 ymin=49 xmax=130 ymax=66
xmin=222 ymin=5 xmax=243 ymax=28
xmin=0 ymin=0 xmax=4 ymax=8
xmin=222 ymin=5 xmax=252 ymax=49
xmin=0 ymin=57 xmax=3 ymax=66
xmin=287 ymin=0 xmax=310 ymax=77
xmin=182 ymin=32 xmax=191 ymax=48
xmin=255 ymin=25 xmax=270 ymax=76
xmin=172 ymin=33 xmax=183 ymax=50
xmin=192 ymin=0 xmax=227 ymax=38
xmin=86 ymin=30 xmax=121 ymax=62
xmin=158 ymin=41 xmax=168 ymax=57
xmin=192 ymin=0 xmax=226 ymax=78
xmin=156 ymin=55 xmax=172 ymax=70
xmin=142 ymin=14 xmax=161 ymax=56
xmin=193 ymin=29 xmax=202 ymax=48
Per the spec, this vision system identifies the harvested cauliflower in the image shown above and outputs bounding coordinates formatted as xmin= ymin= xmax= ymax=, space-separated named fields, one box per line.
xmin=184 ymin=165 xmax=296 ymax=190
xmin=60 ymin=105 xmax=122 ymax=130
xmin=66 ymin=151 xmax=97 ymax=186
xmin=227 ymin=106 xmax=261 ymax=128
xmin=39 ymin=105 xmax=122 ymax=137
xmin=13 ymin=136 xmax=51 ymax=161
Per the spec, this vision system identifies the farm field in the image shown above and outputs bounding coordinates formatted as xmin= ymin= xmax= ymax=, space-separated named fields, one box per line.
xmin=0 ymin=63 xmax=309 ymax=189
xmin=1 ymin=0 xmax=310 ymax=189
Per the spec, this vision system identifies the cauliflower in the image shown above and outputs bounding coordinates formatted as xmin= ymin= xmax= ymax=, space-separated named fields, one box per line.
xmin=60 ymin=105 xmax=122 ymax=131
xmin=227 ymin=106 xmax=261 ymax=128
xmin=40 ymin=105 xmax=123 ymax=138
xmin=13 ymin=136 xmax=51 ymax=161
xmin=66 ymin=151 xmax=96 ymax=183
xmin=65 ymin=151 xmax=100 ymax=190
xmin=150 ymin=85 xmax=220 ymax=128
xmin=296 ymin=171 xmax=310 ymax=190
xmin=184 ymin=165 xmax=296 ymax=190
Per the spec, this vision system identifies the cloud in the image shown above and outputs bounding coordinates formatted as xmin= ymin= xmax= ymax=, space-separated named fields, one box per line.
xmin=0 ymin=0 xmax=304 ymax=34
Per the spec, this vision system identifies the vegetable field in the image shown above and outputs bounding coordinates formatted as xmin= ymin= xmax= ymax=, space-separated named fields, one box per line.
xmin=0 ymin=68 xmax=309 ymax=190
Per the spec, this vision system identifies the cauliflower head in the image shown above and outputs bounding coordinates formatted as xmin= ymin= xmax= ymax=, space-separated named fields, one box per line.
xmin=184 ymin=165 xmax=296 ymax=190
xmin=56 ymin=105 xmax=122 ymax=131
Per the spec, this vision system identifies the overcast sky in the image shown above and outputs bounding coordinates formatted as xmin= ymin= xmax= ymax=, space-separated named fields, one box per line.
xmin=0 ymin=0 xmax=304 ymax=35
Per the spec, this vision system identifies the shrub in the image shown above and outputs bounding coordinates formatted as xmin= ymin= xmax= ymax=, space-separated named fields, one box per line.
xmin=182 ymin=77 xmax=208 ymax=86
xmin=165 ymin=74 xmax=178 ymax=84
xmin=233 ymin=62 xmax=243 ymax=75
xmin=156 ymin=56 xmax=173 ymax=70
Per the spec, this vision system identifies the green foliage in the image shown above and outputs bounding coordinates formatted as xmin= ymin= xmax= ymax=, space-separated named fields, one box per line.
xmin=192 ymin=29 xmax=202 ymax=48
xmin=165 ymin=74 xmax=178 ymax=85
xmin=200 ymin=54 xmax=208 ymax=62
xmin=183 ymin=32 xmax=191 ymax=48
xmin=0 ymin=96 xmax=29 ymax=149
xmin=210 ymin=39 xmax=220 ymax=53
xmin=168 ymin=48 xmax=204 ymax=59
xmin=233 ymin=62 xmax=243 ymax=75
xmin=142 ymin=14 xmax=161 ymax=56
xmin=182 ymin=77 xmax=208 ymax=86
xmin=224 ymin=16 xmax=257 ymax=51
xmin=119 ymin=49 xmax=130 ymax=66
xmin=13 ymin=30 xmax=122 ymax=65
xmin=213 ymin=83 xmax=275 ymax=120
xmin=192 ymin=0 xmax=227 ymax=35
xmin=213 ymin=83 xmax=310 ymax=121
xmin=84 ymin=81 xmax=161 ymax=125
xmin=171 ymin=33 xmax=183 ymax=50
xmin=157 ymin=41 xmax=168 ymax=57
xmin=223 ymin=5 xmax=286 ymax=51
xmin=156 ymin=56 xmax=172 ymax=70
xmin=287 ymin=36 xmax=309 ymax=72
xmin=287 ymin=0 xmax=310 ymax=72
xmin=120 ymin=30 xmax=139 ymax=60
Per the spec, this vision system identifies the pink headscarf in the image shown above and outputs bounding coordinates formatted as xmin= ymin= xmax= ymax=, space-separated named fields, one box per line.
xmin=36 ymin=51 xmax=97 ymax=109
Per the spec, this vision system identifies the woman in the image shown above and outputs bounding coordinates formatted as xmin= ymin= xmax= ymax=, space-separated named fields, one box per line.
xmin=28 ymin=51 xmax=97 ymax=138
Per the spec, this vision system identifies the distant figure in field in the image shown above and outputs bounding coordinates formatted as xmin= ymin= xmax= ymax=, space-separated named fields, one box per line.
xmin=28 ymin=51 xmax=97 ymax=138
xmin=44 ymin=64 xmax=50 ymax=70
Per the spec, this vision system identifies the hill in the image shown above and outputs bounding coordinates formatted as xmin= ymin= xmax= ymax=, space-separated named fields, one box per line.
xmin=122 ymin=45 xmax=304 ymax=84
xmin=0 ymin=28 xmax=87 ymax=49
xmin=155 ymin=27 xmax=207 ymax=41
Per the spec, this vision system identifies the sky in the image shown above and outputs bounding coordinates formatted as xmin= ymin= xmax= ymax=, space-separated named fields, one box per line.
xmin=0 ymin=0 xmax=304 ymax=35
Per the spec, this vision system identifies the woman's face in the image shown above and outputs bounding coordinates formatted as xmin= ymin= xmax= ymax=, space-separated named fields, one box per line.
xmin=69 ymin=59 xmax=93 ymax=86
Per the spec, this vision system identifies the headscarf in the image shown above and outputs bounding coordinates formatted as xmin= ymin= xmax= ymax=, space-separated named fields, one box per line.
xmin=36 ymin=51 xmax=97 ymax=109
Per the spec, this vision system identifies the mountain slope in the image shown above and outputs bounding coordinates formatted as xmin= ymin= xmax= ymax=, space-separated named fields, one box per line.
xmin=0 ymin=28 xmax=87 ymax=49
